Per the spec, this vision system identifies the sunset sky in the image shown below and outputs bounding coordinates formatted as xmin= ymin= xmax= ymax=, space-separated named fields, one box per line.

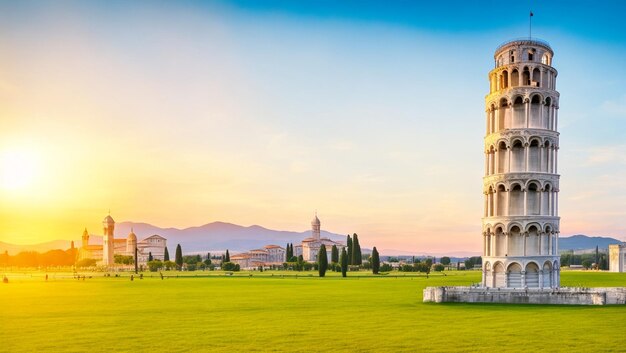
xmin=1 ymin=1 xmax=626 ymax=253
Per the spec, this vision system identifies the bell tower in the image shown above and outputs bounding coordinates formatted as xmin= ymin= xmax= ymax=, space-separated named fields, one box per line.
xmin=482 ymin=38 xmax=560 ymax=289
xmin=102 ymin=214 xmax=115 ymax=267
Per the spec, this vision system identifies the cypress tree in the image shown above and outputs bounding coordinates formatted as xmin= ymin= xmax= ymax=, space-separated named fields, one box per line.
xmin=148 ymin=252 xmax=153 ymax=262
xmin=225 ymin=249 xmax=230 ymax=262
xmin=372 ymin=247 xmax=380 ymax=274
xmin=164 ymin=247 xmax=170 ymax=261
xmin=346 ymin=235 xmax=352 ymax=265
xmin=340 ymin=247 xmax=348 ymax=277
xmin=352 ymin=233 xmax=362 ymax=265
xmin=331 ymin=245 xmax=339 ymax=263
xmin=286 ymin=243 xmax=290 ymax=260
xmin=175 ymin=244 xmax=183 ymax=270
xmin=318 ymin=244 xmax=328 ymax=277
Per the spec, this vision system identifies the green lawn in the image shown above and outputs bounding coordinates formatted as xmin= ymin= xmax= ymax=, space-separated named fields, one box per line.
xmin=1 ymin=270 xmax=625 ymax=352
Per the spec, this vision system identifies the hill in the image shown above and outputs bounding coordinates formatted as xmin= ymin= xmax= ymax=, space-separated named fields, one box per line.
xmin=559 ymin=234 xmax=622 ymax=251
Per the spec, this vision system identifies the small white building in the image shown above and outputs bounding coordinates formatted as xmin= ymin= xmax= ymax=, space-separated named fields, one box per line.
xmin=609 ymin=244 xmax=626 ymax=272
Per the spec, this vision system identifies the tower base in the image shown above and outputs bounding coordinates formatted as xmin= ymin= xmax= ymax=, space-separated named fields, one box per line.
xmin=423 ymin=286 xmax=626 ymax=305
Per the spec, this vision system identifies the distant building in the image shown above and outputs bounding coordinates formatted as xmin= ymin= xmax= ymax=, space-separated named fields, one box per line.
xmin=77 ymin=214 xmax=167 ymax=267
xmin=609 ymin=244 xmax=626 ymax=272
xmin=301 ymin=213 xmax=344 ymax=262
xmin=231 ymin=245 xmax=286 ymax=269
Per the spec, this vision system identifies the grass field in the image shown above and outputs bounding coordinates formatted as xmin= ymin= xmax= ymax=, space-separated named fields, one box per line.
xmin=1 ymin=270 xmax=626 ymax=352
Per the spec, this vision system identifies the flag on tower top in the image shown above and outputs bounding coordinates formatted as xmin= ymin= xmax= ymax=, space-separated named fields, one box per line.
xmin=530 ymin=11 xmax=534 ymax=16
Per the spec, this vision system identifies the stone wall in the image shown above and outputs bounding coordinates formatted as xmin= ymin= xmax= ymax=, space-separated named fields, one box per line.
xmin=423 ymin=286 xmax=626 ymax=305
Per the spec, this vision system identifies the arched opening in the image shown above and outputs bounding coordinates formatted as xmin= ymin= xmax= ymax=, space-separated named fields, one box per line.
xmin=543 ymin=261 xmax=553 ymax=287
xmin=511 ymin=69 xmax=519 ymax=87
xmin=511 ymin=140 xmax=524 ymax=172
xmin=512 ymin=96 xmax=525 ymax=128
xmin=500 ymin=70 xmax=509 ymax=89
xmin=495 ymin=226 xmax=505 ymax=256
xmin=543 ymin=141 xmax=551 ymax=172
xmin=530 ymin=95 xmax=542 ymax=127
xmin=544 ymin=97 xmax=552 ymax=129
xmin=497 ymin=185 xmax=506 ymax=216
xmin=497 ymin=142 xmax=507 ymax=173
xmin=532 ymin=68 xmax=541 ymax=87
xmin=527 ymin=225 xmax=539 ymax=256
xmin=542 ymin=227 xmax=550 ymax=255
xmin=509 ymin=225 xmax=523 ymax=256
xmin=509 ymin=184 xmax=523 ymax=215
xmin=507 ymin=262 xmax=522 ymax=288
xmin=542 ymin=184 xmax=552 ymax=216
xmin=528 ymin=139 xmax=540 ymax=171
xmin=494 ymin=262 xmax=505 ymax=287
xmin=525 ymin=262 xmax=540 ymax=288
xmin=522 ymin=67 xmax=531 ymax=86
xmin=498 ymin=98 xmax=508 ymax=130
xmin=541 ymin=54 xmax=550 ymax=65
xmin=527 ymin=182 xmax=540 ymax=215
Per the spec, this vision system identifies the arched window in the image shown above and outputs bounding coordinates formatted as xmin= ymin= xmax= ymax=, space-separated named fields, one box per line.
xmin=501 ymin=70 xmax=509 ymax=89
xmin=495 ymin=226 xmax=505 ymax=256
xmin=541 ymin=54 xmax=550 ymax=65
xmin=525 ymin=263 xmax=539 ymax=288
xmin=497 ymin=184 xmax=507 ymax=216
xmin=527 ymin=225 xmax=539 ymax=256
xmin=530 ymin=95 xmax=542 ymax=128
xmin=497 ymin=142 xmax=507 ymax=173
xmin=511 ymin=69 xmax=519 ymax=87
xmin=544 ymin=97 xmax=552 ymax=129
xmin=522 ymin=67 xmax=530 ymax=86
xmin=512 ymin=97 xmax=524 ymax=128
xmin=498 ymin=98 xmax=508 ymax=130
xmin=509 ymin=184 xmax=523 ymax=215
xmin=532 ymin=68 xmax=541 ymax=86
xmin=509 ymin=225 xmax=523 ymax=256
xmin=527 ymin=182 xmax=540 ymax=215
xmin=511 ymin=140 xmax=524 ymax=172
xmin=507 ymin=262 xmax=522 ymax=288
xmin=528 ymin=139 xmax=540 ymax=171
xmin=543 ymin=184 xmax=552 ymax=215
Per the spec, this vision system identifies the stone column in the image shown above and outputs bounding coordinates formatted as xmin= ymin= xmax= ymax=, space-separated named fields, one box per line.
xmin=525 ymin=100 xmax=530 ymax=128
xmin=507 ymin=146 xmax=512 ymax=173
xmin=539 ymin=232 xmax=543 ymax=255
xmin=539 ymin=270 xmax=544 ymax=289
xmin=494 ymin=190 xmax=499 ymax=216
xmin=504 ymin=189 xmax=509 ymax=216
xmin=524 ymin=143 xmax=529 ymax=172
xmin=523 ymin=189 xmax=528 ymax=216
xmin=505 ymin=232 xmax=509 ymax=256
xmin=521 ymin=270 xmax=526 ymax=288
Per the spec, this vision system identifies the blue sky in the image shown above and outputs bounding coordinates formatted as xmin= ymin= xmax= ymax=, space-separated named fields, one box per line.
xmin=0 ymin=1 xmax=625 ymax=252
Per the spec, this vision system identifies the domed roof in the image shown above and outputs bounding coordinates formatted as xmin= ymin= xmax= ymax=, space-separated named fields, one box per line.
xmin=103 ymin=214 xmax=115 ymax=225
xmin=127 ymin=228 xmax=137 ymax=241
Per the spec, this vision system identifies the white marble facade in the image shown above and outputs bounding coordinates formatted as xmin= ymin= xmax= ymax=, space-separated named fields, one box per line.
xmin=481 ymin=39 xmax=561 ymax=288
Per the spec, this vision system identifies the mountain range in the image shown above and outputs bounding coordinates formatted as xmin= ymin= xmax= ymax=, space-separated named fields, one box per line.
xmin=0 ymin=222 xmax=623 ymax=256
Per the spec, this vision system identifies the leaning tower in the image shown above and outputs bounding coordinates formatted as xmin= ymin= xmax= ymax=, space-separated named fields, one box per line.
xmin=482 ymin=38 xmax=560 ymax=289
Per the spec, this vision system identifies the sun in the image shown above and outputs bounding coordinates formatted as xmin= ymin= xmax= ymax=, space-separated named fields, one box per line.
xmin=0 ymin=149 xmax=39 ymax=192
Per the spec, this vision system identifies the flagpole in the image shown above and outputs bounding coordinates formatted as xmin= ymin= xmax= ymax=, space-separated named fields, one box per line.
xmin=529 ymin=11 xmax=533 ymax=39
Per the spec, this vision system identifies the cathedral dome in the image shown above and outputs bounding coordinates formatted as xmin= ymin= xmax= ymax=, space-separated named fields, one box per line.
xmin=127 ymin=229 xmax=137 ymax=241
